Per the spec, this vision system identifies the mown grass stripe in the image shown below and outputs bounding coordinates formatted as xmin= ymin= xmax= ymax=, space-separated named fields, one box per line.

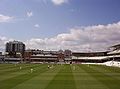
xmin=73 ymin=65 xmax=108 ymax=89
xmin=0 ymin=64 xmax=30 ymax=73
xmin=0 ymin=64 xmax=16 ymax=69
xmin=0 ymin=64 xmax=38 ymax=82
xmin=91 ymin=65 xmax=120 ymax=73
xmin=12 ymin=65 xmax=61 ymax=89
xmin=0 ymin=64 xmax=41 ymax=77
xmin=0 ymin=64 xmax=120 ymax=89
xmin=89 ymin=65 xmax=120 ymax=82
xmin=80 ymin=64 xmax=120 ymax=89
xmin=0 ymin=64 xmax=48 ymax=89
xmin=44 ymin=64 xmax=76 ymax=89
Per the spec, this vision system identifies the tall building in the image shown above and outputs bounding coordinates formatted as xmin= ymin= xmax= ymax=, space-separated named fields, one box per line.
xmin=6 ymin=41 xmax=25 ymax=57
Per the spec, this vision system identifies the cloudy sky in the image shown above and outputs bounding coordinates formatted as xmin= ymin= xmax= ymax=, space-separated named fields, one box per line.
xmin=0 ymin=0 xmax=120 ymax=52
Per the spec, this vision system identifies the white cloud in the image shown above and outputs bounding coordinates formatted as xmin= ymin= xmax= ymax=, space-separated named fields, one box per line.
xmin=25 ymin=21 xmax=120 ymax=52
xmin=1 ymin=21 xmax=120 ymax=52
xmin=0 ymin=14 xmax=14 ymax=23
xmin=34 ymin=24 xmax=40 ymax=28
xmin=51 ymin=0 xmax=68 ymax=5
xmin=0 ymin=36 xmax=14 ymax=52
xmin=27 ymin=11 xmax=33 ymax=17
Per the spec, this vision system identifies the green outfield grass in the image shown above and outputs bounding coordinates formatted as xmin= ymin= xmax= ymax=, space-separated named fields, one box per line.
xmin=0 ymin=63 xmax=120 ymax=89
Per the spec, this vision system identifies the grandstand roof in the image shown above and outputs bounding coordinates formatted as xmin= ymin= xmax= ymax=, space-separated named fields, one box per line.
xmin=107 ymin=49 xmax=120 ymax=55
xmin=111 ymin=44 xmax=120 ymax=48
xmin=72 ymin=55 xmax=120 ymax=60
xmin=72 ymin=56 xmax=108 ymax=60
